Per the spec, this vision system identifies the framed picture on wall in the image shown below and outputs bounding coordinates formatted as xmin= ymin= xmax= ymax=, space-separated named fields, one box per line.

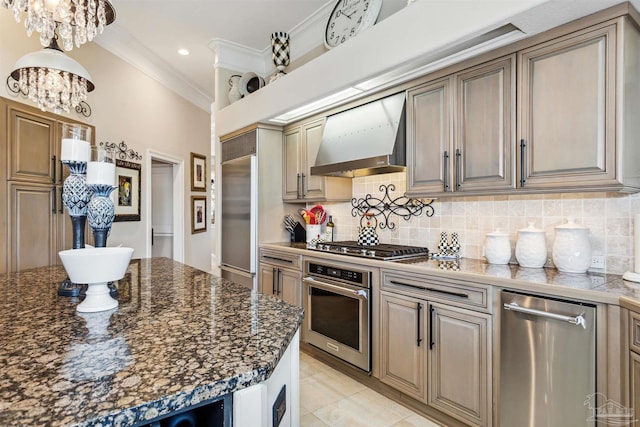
xmin=191 ymin=152 xmax=207 ymax=191
xmin=191 ymin=196 xmax=207 ymax=234
xmin=113 ymin=159 xmax=141 ymax=222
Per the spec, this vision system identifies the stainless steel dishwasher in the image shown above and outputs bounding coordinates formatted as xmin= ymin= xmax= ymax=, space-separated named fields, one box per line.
xmin=500 ymin=290 xmax=596 ymax=427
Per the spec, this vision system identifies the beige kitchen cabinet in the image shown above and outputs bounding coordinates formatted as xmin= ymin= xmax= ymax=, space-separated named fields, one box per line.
xmin=379 ymin=270 xmax=492 ymax=427
xmin=517 ymin=18 xmax=640 ymax=192
xmin=629 ymin=309 xmax=640 ymax=419
xmin=1 ymin=97 xmax=94 ymax=273
xmin=406 ymin=55 xmax=515 ymax=197
xmin=258 ymin=249 xmax=302 ymax=306
xmin=428 ymin=302 xmax=491 ymax=427
xmin=282 ymin=118 xmax=351 ymax=202
xmin=380 ymin=291 xmax=426 ymax=401
xmin=631 ymin=352 xmax=640 ymax=421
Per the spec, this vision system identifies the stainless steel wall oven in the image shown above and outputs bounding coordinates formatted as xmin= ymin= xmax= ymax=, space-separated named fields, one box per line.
xmin=302 ymin=260 xmax=371 ymax=372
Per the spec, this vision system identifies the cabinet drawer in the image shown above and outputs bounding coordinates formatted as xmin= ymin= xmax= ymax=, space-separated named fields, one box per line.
xmin=631 ymin=310 xmax=640 ymax=354
xmin=381 ymin=270 xmax=490 ymax=312
xmin=259 ymin=249 xmax=301 ymax=270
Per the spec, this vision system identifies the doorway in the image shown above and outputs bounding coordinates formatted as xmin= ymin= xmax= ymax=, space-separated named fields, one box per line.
xmin=146 ymin=151 xmax=184 ymax=262
xmin=151 ymin=160 xmax=173 ymax=258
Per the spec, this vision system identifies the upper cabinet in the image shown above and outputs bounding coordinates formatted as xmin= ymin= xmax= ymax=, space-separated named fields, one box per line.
xmin=407 ymin=55 xmax=516 ymax=197
xmin=407 ymin=11 xmax=640 ymax=197
xmin=517 ymin=18 xmax=639 ymax=192
xmin=283 ymin=118 xmax=351 ymax=203
xmin=8 ymin=106 xmax=59 ymax=184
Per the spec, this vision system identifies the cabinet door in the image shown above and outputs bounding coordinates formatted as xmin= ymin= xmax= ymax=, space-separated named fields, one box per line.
xmin=455 ymin=55 xmax=516 ymax=193
xmin=406 ymin=77 xmax=453 ymax=196
xmin=380 ymin=291 xmax=426 ymax=401
xmin=518 ymin=24 xmax=617 ymax=189
xmin=8 ymin=106 xmax=57 ymax=184
xmin=301 ymin=119 xmax=325 ymax=199
xmin=428 ymin=302 xmax=491 ymax=427
xmin=282 ymin=128 xmax=302 ymax=201
xmin=8 ymin=183 xmax=57 ymax=271
xmin=259 ymin=263 xmax=276 ymax=296
xmin=279 ymin=268 xmax=302 ymax=307
xmin=631 ymin=352 xmax=640 ymax=422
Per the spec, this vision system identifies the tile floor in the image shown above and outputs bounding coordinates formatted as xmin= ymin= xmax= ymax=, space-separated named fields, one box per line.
xmin=299 ymin=352 xmax=442 ymax=427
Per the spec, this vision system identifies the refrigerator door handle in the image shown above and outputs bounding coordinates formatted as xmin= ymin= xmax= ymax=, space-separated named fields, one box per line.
xmin=503 ymin=302 xmax=586 ymax=328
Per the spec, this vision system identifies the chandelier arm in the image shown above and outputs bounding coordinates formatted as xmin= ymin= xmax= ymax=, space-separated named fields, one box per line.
xmin=74 ymin=101 xmax=92 ymax=117
xmin=6 ymin=75 xmax=26 ymax=96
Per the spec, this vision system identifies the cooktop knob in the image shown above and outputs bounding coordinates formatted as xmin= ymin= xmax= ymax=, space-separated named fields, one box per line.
xmin=369 ymin=250 xmax=376 ymax=257
xmin=340 ymin=247 xmax=348 ymax=253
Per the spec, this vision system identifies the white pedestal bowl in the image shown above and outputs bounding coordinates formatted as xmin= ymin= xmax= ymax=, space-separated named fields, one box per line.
xmin=58 ymin=247 xmax=134 ymax=312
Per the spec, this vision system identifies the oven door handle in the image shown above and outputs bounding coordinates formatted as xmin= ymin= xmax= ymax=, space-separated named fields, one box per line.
xmin=303 ymin=277 xmax=368 ymax=299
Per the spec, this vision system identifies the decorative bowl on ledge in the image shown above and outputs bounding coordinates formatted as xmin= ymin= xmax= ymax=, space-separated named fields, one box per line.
xmin=59 ymin=247 xmax=134 ymax=313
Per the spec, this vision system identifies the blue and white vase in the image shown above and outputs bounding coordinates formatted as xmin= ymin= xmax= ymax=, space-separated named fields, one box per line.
xmin=61 ymin=161 xmax=92 ymax=249
xmin=87 ymin=184 xmax=116 ymax=248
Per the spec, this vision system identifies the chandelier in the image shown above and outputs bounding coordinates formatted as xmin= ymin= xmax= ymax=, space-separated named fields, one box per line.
xmin=2 ymin=0 xmax=116 ymax=51
xmin=9 ymin=38 xmax=94 ymax=114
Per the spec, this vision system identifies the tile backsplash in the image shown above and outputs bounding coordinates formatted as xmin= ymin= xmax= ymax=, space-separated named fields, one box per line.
xmin=318 ymin=172 xmax=640 ymax=275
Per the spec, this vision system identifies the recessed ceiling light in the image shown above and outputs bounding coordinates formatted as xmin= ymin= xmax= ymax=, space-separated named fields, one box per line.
xmin=178 ymin=48 xmax=189 ymax=56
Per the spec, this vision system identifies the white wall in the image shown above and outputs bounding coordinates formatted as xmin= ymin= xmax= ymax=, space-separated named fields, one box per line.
xmin=0 ymin=14 xmax=212 ymax=272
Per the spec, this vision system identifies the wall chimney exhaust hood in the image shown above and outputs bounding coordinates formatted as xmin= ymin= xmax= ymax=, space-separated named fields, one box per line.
xmin=310 ymin=92 xmax=406 ymax=178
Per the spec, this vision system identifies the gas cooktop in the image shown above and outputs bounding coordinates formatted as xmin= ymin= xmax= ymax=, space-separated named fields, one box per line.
xmin=308 ymin=241 xmax=429 ymax=261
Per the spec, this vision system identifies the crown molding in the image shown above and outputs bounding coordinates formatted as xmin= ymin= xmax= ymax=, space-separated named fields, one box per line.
xmin=211 ymin=1 xmax=333 ymax=76
xmin=209 ymin=39 xmax=268 ymax=75
xmin=95 ymin=24 xmax=213 ymax=112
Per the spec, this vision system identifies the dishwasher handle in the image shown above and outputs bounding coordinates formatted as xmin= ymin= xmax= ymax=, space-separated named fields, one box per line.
xmin=503 ymin=302 xmax=586 ymax=329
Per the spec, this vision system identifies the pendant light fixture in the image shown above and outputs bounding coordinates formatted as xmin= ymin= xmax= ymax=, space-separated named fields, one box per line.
xmin=2 ymin=0 xmax=116 ymax=51
xmin=9 ymin=37 xmax=94 ymax=114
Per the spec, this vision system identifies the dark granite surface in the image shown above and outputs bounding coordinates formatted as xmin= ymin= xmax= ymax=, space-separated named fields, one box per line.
xmin=0 ymin=258 xmax=304 ymax=427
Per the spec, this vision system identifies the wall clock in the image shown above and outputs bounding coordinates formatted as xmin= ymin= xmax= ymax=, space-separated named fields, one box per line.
xmin=324 ymin=0 xmax=383 ymax=49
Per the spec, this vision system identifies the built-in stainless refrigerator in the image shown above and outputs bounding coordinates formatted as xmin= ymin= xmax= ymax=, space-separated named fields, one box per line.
xmin=220 ymin=154 xmax=256 ymax=289
xmin=219 ymin=126 xmax=288 ymax=290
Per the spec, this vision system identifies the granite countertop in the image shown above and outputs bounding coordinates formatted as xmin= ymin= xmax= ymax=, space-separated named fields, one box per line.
xmin=0 ymin=258 xmax=304 ymax=427
xmin=262 ymin=242 xmax=640 ymax=305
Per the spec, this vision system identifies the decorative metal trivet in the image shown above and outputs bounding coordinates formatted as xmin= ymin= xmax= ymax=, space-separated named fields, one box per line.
xmin=350 ymin=184 xmax=435 ymax=230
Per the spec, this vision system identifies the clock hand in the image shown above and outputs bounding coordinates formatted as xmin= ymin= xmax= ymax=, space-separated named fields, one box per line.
xmin=343 ymin=11 xmax=354 ymax=19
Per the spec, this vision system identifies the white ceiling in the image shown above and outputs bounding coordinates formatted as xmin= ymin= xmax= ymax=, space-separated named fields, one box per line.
xmin=104 ymin=0 xmax=331 ymax=107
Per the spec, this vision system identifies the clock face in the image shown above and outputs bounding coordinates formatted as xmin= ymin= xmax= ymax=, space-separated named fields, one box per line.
xmin=324 ymin=0 xmax=382 ymax=49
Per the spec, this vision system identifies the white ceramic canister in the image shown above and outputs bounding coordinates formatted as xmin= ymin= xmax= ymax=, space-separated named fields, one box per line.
xmin=552 ymin=217 xmax=591 ymax=273
xmin=515 ymin=222 xmax=547 ymax=268
xmin=484 ymin=229 xmax=511 ymax=265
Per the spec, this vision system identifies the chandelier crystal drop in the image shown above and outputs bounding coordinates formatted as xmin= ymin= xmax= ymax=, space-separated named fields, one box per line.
xmin=1 ymin=0 xmax=116 ymax=50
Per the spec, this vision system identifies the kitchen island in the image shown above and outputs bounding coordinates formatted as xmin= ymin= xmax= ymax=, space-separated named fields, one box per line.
xmin=0 ymin=258 xmax=304 ymax=427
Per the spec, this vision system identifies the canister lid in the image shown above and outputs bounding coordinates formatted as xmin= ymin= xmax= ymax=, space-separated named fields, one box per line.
xmin=486 ymin=228 xmax=509 ymax=237
xmin=555 ymin=217 xmax=588 ymax=230
xmin=518 ymin=221 xmax=544 ymax=233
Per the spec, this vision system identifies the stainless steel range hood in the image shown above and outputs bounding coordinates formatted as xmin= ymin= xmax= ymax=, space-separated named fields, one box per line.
xmin=310 ymin=92 xmax=405 ymax=178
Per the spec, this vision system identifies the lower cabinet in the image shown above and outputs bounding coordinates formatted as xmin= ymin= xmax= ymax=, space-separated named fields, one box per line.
xmin=380 ymin=291 xmax=491 ymax=427
xmin=259 ymin=263 xmax=302 ymax=307
xmin=380 ymin=292 xmax=426 ymax=400
xmin=428 ymin=302 xmax=490 ymax=427
xmin=7 ymin=182 xmax=77 ymax=271
xmin=258 ymin=249 xmax=303 ymax=307
xmin=631 ymin=352 xmax=640 ymax=419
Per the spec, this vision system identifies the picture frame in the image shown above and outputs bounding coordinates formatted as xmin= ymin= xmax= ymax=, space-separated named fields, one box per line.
xmin=191 ymin=196 xmax=207 ymax=234
xmin=113 ymin=159 xmax=141 ymax=222
xmin=191 ymin=152 xmax=207 ymax=191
